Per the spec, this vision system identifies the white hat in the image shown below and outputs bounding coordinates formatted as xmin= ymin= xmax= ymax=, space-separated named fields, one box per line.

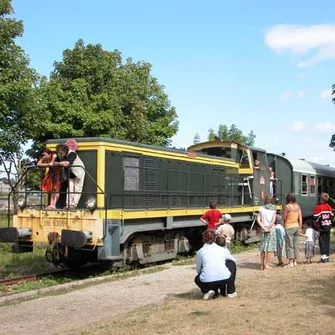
xmin=222 ymin=213 xmax=232 ymax=221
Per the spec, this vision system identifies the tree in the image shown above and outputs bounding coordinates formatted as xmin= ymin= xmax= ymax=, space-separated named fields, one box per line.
xmin=33 ymin=39 xmax=178 ymax=151
xmin=207 ymin=124 xmax=256 ymax=146
xmin=0 ymin=0 xmax=42 ymax=197
xmin=193 ymin=133 xmax=201 ymax=144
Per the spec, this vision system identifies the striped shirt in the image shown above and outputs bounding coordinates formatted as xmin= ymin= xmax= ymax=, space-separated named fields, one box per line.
xmin=314 ymin=203 xmax=333 ymax=228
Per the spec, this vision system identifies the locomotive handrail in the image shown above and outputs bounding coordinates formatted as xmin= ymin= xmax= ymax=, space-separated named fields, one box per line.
xmin=6 ymin=165 xmax=108 ymax=231
xmin=61 ymin=165 xmax=108 ymax=239
xmin=6 ymin=165 xmax=34 ymax=227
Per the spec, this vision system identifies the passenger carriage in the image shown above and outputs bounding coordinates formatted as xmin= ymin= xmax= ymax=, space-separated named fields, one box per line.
xmin=267 ymin=154 xmax=335 ymax=217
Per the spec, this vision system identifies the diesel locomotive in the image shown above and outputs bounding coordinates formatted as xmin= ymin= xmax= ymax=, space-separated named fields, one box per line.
xmin=0 ymin=137 xmax=333 ymax=268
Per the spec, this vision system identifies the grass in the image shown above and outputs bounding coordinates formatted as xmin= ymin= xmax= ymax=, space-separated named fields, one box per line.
xmin=0 ymin=243 xmax=53 ymax=279
xmin=172 ymin=241 xmax=258 ymax=266
xmin=231 ymin=240 xmax=259 ymax=253
xmin=78 ymin=254 xmax=335 ymax=335
xmin=0 ymin=212 xmax=12 ymax=228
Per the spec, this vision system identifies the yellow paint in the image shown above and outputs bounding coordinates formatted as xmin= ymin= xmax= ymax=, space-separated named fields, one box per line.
xmin=93 ymin=204 xmax=282 ymax=220
xmin=238 ymin=168 xmax=253 ymax=174
xmin=48 ymin=140 xmax=239 ymax=169
xmin=14 ymin=209 xmax=104 ymax=246
xmin=187 ymin=140 xmax=250 ymax=152
xmin=96 ymin=145 xmax=106 ymax=208
xmin=13 ymin=203 xmax=282 ymax=246
xmin=187 ymin=140 xmax=255 ymax=175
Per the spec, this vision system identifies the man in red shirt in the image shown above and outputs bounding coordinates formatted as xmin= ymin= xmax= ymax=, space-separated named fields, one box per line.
xmin=200 ymin=201 xmax=222 ymax=230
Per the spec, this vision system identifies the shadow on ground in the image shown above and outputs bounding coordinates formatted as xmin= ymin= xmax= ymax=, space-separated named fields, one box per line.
xmin=237 ymin=261 xmax=260 ymax=270
xmin=168 ymin=289 xmax=201 ymax=300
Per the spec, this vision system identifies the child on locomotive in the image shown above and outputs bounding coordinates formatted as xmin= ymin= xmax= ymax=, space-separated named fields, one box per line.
xmin=53 ymin=142 xmax=85 ymax=209
xmin=37 ymin=148 xmax=61 ymax=209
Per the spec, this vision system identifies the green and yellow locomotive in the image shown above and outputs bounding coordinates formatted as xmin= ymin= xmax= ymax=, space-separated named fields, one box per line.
xmin=0 ymin=138 xmax=279 ymax=268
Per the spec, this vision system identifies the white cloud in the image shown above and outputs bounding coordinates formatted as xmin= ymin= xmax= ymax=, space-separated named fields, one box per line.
xmin=282 ymin=89 xmax=305 ymax=99
xmin=320 ymin=89 xmax=332 ymax=99
xmin=265 ymin=24 xmax=335 ymax=67
xmin=297 ymin=90 xmax=305 ymax=99
xmin=315 ymin=122 xmax=335 ymax=131
xmin=282 ymin=90 xmax=295 ymax=99
xmin=290 ymin=121 xmax=306 ymax=131
xmin=297 ymin=72 xmax=308 ymax=78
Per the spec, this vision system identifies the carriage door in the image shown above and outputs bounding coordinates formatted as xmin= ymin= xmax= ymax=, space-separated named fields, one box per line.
xmin=252 ymin=150 xmax=270 ymax=205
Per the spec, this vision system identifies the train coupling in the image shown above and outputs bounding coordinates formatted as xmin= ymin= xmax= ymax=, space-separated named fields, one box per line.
xmin=0 ymin=227 xmax=32 ymax=243
xmin=61 ymin=229 xmax=93 ymax=248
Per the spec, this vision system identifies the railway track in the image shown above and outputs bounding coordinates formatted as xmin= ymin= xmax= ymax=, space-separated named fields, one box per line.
xmin=0 ymin=256 xmax=192 ymax=289
xmin=0 ymin=275 xmax=40 ymax=287
xmin=0 ymin=269 xmax=70 ymax=287
xmin=0 ymin=263 xmax=132 ymax=288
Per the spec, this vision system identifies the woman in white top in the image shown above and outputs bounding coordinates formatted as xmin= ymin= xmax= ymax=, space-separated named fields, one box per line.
xmin=257 ymin=195 xmax=277 ymax=271
xmin=195 ymin=230 xmax=237 ymax=300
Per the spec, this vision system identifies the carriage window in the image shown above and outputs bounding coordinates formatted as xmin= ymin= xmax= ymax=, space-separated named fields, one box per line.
xmin=317 ymin=177 xmax=323 ymax=195
xmin=310 ymin=176 xmax=316 ymax=196
xmin=301 ymin=174 xmax=308 ymax=196
xmin=253 ymin=152 xmax=267 ymax=171
xmin=123 ymin=157 xmax=139 ymax=191
xmin=294 ymin=173 xmax=300 ymax=194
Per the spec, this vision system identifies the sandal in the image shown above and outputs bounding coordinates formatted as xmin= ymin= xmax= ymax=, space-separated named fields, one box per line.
xmin=45 ymin=205 xmax=56 ymax=210
xmin=284 ymin=263 xmax=294 ymax=268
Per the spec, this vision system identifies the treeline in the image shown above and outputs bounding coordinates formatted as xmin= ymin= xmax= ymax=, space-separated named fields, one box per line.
xmin=0 ymin=0 xmax=178 ymax=162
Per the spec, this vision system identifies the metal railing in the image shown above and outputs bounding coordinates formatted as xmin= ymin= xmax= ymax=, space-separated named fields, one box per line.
xmin=5 ymin=165 xmax=107 ymax=227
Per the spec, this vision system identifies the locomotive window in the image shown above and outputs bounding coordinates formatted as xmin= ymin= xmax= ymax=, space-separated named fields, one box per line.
xmin=123 ymin=157 xmax=139 ymax=191
xmin=239 ymin=150 xmax=250 ymax=168
xmin=301 ymin=174 xmax=308 ymax=196
xmin=310 ymin=176 xmax=316 ymax=196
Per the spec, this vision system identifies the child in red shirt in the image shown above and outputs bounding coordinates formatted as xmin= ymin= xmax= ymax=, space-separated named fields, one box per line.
xmin=200 ymin=201 xmax=222 ymax=230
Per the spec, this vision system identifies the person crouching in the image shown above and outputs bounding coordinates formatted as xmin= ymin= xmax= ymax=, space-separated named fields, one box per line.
xmin=194 ymin=230 xmax=237 ymax=300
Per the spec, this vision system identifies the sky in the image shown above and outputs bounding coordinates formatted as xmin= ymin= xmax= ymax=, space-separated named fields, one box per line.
xmin=11 ymin=0 xmax=335 ymax=166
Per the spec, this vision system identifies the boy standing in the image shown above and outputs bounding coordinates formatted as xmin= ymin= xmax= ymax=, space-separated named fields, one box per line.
xmin=274 ymin=214 xmax=285 ymax=266
xmin=216 ymin=214 xmax=235 ymax=251
xmin=299 ymin=220 xmax=316 ymax=264
xmin=200 ymin=201 xmax=222 ymax=230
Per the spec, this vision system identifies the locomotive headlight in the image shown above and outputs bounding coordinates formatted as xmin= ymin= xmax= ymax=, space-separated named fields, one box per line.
xmin=86 ymin=196 xmax=97 ymax=212
xmin=17 ymin=197 xmax=26 ymax=210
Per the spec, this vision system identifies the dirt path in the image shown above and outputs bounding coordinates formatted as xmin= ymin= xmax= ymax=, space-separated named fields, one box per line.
xmin=0 ymin=249 xmax=265 ymax=335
